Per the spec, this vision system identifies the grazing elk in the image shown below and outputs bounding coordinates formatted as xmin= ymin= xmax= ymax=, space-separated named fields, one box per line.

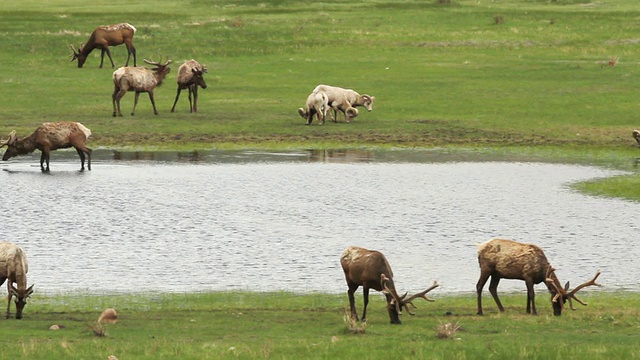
xmin=340 ymin=246 xmax=439 ymax=324
xmin=70 ymin=23 xmax=137 ymax=68
xmin=171 ymin=60 xmax=208 ymax=113
xmin=633 ymin=130 xmax=640 ymax=146
xmin=1 ymin=122 xmax=92 ymax=172
xmin=112 ymin=59 xmax=172 ymax=116
xmin=0 ymin=242 xmax=34 ymax=319
xmin=476 ymin=238 xmax=601 ymax=316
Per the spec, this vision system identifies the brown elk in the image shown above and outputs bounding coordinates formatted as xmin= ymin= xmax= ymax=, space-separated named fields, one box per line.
xmin=112 ymin=59 xmax=172 ymax=116
xmin=476 ymin=238 xmax=601 ymax=316
xmin=70 ymin=23 xmax=137 ymax=68
xmin=0 ymin=242 xmax=34 ymax=319
xmin=171 ymin=60 xmax=208 ymax=113
xmin=1 ymin=122 xmax=92 ymax=172
xmin=340 ymin=246 xmax=439 ymax=324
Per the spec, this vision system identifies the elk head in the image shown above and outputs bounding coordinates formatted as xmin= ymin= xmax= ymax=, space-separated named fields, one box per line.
xmin=381 ymin=274 xmax=439 ymax=324
xmin=0 ymin=130 xmax=18 ymax=161
xmin=10 ymin=284 xmax=34 ymax=319
xmin=545 ymin=267 xmax=601 ymax=316
xmin=69 ymin=44 xmax=87 ymax=68
xmin=192 ymin=65 xmax=208 ymax=89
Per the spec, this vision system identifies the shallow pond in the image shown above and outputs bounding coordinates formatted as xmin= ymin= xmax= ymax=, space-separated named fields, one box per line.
xmin=1 ymin=149 xmax=638 ymax=299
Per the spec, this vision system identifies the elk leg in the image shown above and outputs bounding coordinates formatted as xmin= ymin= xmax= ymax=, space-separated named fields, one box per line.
xmin=125 ymin=45 xmax=136 ymax=67
xmin=476 ymin=272 xmax=491 ymax=315
xmin=188 ymin=85 xmax=195 ymax=113
xmin=488 ymin=276 xmax=504 ymax=312
xmin=361 ymin=287 xmax=370 ymax=322
xmin=103 ymin=48 xmax=115 ymax=68
xmin=5 ymin=280 xmax=12 ymax=319
xmin=39 ymin=150 xmax=51 ymax=172
xmin=192 ymin=85 xmax=198 ymax=113
xmin=148 ymin=92 xmax=159 ymax=115
xmin=113 ymin=88 xmax=125 ymax=117
xmin=171 ymin=88 xmax=183 ymax=112
xmin=346 ymin=284 xmax=359 ymax=321
xmin=526 ymin=281 xmax=537 ymax=315
xmin=76 ymin=146 xmax=92 ymax=171
xmin=132 ymin=91 xmax=141 ymax=115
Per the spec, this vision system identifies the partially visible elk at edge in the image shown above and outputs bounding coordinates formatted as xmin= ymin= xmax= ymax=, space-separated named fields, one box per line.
xmin=70 ymin=23 xmax=137 ymax=68
xmin=340 ymin=246 xmax=439 ymax=324
xmin=633 ymin=129 xmax=640 ymax=146
xmin=1 ymin=122 xmax=92 ymax=172
xmin=0 ymin=242 xmax=34 ymax=319
xmin=171 ymin=59 xmax=208 ymax=113
xmin=476 ymin=238 xmax=601 ymax=316
xmin=112 ymin=59 xmax=172 ymax=116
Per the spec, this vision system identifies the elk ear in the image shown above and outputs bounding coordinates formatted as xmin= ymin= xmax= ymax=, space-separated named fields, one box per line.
xmin=26 ymin=285 xmax=34 ymax=297
xmin=564 ymin=281 xmax=570 ymax=291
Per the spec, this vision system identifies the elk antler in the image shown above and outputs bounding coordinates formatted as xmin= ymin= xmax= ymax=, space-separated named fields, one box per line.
xmin=0 ymin=130 xmax=16 ymax=148
xmin=400 ymin=281 xmax=440 ymax=315
xmin=566 ymin=270 xmax=601 ymax=309
xmin=69 ymin=44 xmax=79 ymax=60
xmin=381 ymin=274 xmax=404 ymax=315
xmin=144 ymin=59 xmax=173 ymax=67
xmin=546 ymin=267 xmax=601 ymax=310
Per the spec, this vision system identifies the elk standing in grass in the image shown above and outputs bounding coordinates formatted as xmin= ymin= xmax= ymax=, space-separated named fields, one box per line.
xmin=171 ymin=60 xmax=208 ymax=113
xmin=0 ymin=242 xmax=34 ymax=319
xmin=70 ymin=23 xmax=137 ymax=68
xmin=112 ymin=59 xmax=172 ymax=116
xmin=476 ymin=238 xmax=601 ymax=316
xmin=1 ymin=122 xmax=92 ymax=172
xmin=340 ymin=246 xmax=439 ymax=324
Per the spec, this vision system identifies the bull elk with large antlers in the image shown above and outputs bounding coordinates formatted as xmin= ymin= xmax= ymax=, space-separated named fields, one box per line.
xmin=340 ymin=246 xmax=439 ymax=324
xmin=70 ymin=23 xmax=137 ymax=68
xmin=476 ymin=238 xmax=601 ymax=316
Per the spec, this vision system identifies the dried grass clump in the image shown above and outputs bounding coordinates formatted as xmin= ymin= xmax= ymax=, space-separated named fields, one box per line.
xmin=436 ymin=321 xmax=461 ymax=339
xmin=342 ymin=308 xmax=366 ymax=334
xmin=90 ymin=322 xmax=107 ymax=337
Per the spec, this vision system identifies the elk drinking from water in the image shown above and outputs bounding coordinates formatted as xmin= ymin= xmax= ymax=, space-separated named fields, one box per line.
xmin=0 ymin=242 xmax=34 ymax=319
xmin=476 ymin=238 xmax=601 ymax=316
xmin=1 ymin=122 xmax=92 ymax=172
xmin=70 ymin=23 xmax=137 ymax=68
xmin=340 ymin=246 xmax=439 ymax=324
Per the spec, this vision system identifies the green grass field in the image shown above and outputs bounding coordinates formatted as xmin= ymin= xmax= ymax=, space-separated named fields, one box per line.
xmin=1 ymin=291 xmax=638 ymax=359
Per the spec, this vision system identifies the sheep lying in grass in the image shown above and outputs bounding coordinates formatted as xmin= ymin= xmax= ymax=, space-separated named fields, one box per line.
xmin=312 ymin=84 xmax=374 ymax=122
xmin=298 ymin=91 xmax=329 ymax=125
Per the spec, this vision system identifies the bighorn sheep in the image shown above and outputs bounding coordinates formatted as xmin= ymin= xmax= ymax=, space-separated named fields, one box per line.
xmin=312 ymin=85 xmax=374 ymax=122
xmin=1 ymin=122 xmax=92 ymax=172
xmin=340 ymin=246 xmax=439 ymax=324
xmin=633 ymin=130 xmax=640 ymax=146
xmin=112 ymin=59 xmax=172 ymax=116
xmin=70 ymin=23 xmax=137 ymax=68
xmin=171 ymin=60 xmax=208 ymax=113
xmin=476 ymin=238 xmax=601 ymax=316
xmin=297 ymin=91 xmax=329 ymax=125
xmin=0 ymin=242 xmax=34 ymax=319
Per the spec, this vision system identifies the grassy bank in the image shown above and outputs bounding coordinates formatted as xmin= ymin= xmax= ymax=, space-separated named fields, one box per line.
xmin=2 ymin=0 xmax=640 ymax=200
xmin=1 ymin=291 xmax=638 ymax=359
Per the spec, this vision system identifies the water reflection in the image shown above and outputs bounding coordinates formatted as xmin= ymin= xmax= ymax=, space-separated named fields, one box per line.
xmin=1 ymin=149 xmax=638 ymax=296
